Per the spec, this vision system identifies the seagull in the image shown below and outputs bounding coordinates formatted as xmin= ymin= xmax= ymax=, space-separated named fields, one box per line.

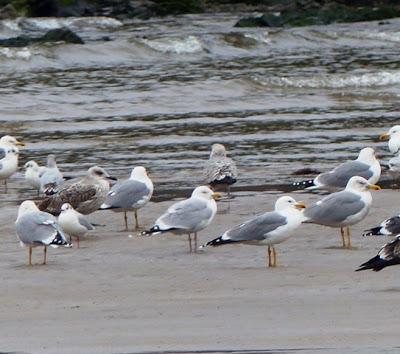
xmin=356 ymin=235 xmax=400 ymax=272
xmin=293 ymin=147 xmax=381 ymax=191
xmin=58 ymin=203 xmax=94 ymax=248
xmin=379 ymin=125 xmax=400 ymax=154
xmin=201 ymin=196 xmax=306 ymax=267
xmin=303 ymin=176 xmax=381 ymax=249
xmin=204 ymin=143 xmax=237 ymax=197
xmin=363 ymin=212 xmax=400 ymax=237
xmin=38 ymin=166 xmax=116 ymax=216
xmin=142 ymin=186 xmax=220 ymax=253
xmin=24 ymin=160 xmax=46 ymax=194
xmin=0 ymin=135 xmax=24 ymax=191
xmin=15 ymin=200 xmax=71 ymax=265
xmin=39 ymin=154 xmax=64 ymax=194
xmin=0 ymin=147 xmax=19 ymax=192
xmin=100 ymin=166 xmax=153 ymax=230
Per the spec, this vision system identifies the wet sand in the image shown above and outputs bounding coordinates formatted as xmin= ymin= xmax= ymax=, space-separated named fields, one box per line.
xmin=1 ymin=188 xmax=400 ymax=354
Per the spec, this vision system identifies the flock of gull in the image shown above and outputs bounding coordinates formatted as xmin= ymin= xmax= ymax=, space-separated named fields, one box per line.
xmin=2 ymin=128 xmax=400 ymax=271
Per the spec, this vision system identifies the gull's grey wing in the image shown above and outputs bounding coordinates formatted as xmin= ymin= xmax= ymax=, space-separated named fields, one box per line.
xmin=16 ymin=211 xmax=60 ymax=245
xmin=77 ymin=214 xmax=94 ymax=231
xmin=223 ymin=212 xmax=287 ymax=242
xmin=304 ymin=191 xmax=364 ymax=225
xmin=0 ymin=147 xmax=5 ymax=160
xmin=204 ymin=157 xmax=237 ymax=184
xmin=40 ymin=168 xmax=64 ymax=188
xmin=157 ymin=198 xmax=213 ymax=230
xmin=316 ymin=161 xmax=372 ymax=188
xmin=103 ymin=180 xmax=150 ymax=209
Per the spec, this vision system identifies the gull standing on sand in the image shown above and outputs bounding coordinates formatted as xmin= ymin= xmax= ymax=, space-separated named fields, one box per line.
xmin=201 ymin=196 xmax=306 ymax=267
xmin=58 ymin=203 xmax=94 ymax=248
xmin=204 ymin=143 xmax=237 ymax=196
xmin=363 ymin=212 xmax=400 ymax=237
xmin=0 ymin=135 xmax=25 ymax=191
xmin=15 ymin=200 xmax=71 ymax=265
xmin=38 ymin=166 xmax=116 ymax=215
xmin=293 ymin=147 xmax=381 ymax=191
xmin=100 ymin=166 xmax=153 ymax=230
xmin=40 ymin=154 xmax=64 ymax=194
xmin=356 ymin=235 xmax=400 ymax=272
xmin=303 ymin=176 xmax=380 ymax=249
xmin=142 ymin=186 xmax=220 ymax=253
xmin=379 ymin=125 xmax=400 ymax=154
xmin=24 ymin=160 xmax=46 ymax=193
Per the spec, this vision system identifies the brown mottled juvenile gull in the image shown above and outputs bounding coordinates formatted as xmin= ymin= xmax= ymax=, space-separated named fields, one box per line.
xmin=204 ymin=143 xmax=237 ymax=196
xmin=142 ymin=186 xmax=220 ymax=253
xmin=293 ymin=147 xmax=381 ymax=191
xmin=356 ymin=235 xmax=400 ymax=272
xmin=363 ymin=212 xmax=400 ymax=237
xmin=303 ymin=176 xmax=380 ymax=249
xmin=58 ymin=203 xmax=94 ymax=248
xmin=15 ymin=200 xmax=71 ymax=265
xmin=100 ymin=166 xmax=153 ymax=230
xmin=201 ymin=196 xmax=306 ymax=267
xmin=380 ymin=125 xmax=400 ymax=154
xmin=38 ymin=166 xmax=116 ymax=215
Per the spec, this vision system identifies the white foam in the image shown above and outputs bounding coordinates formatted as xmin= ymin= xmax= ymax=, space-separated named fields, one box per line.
xmin=244 ymin=31 xmax=271 ymax=44
xmin=254 ymin=70 xmax=400 ymax=89
xmin=0 ymin=47 xmax=31 ymax=60
xmin=142 ymin=35 xmax=203 ymax=54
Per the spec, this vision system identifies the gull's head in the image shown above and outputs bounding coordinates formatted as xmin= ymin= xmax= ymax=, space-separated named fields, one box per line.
xmin=210 ymin=143 xmax=227 ymax=159
xmin=130 ymin=166 xmax=148 ymax=179
xmin=5 ymin=147 xmax=19 ymax=157
xmin=275 ymin=196 xmax=306 ymax=212
xmin=24 ymin=160 xmax=39 ymax=170
xmin=357 ymin=147 xmax=376 ymax=163
xmin=192 ymin=185 xmax=222 ymax=201
xmin=0 ymin=135 xmax=25 ymax=147
xmin=88 ymin=166 xmax=117 ymax=183
xmin=61 ymin=203 xmax=73 ymax=212
xmin=47 ymin=154 xmax=57 ymax=167
xmin=17 ymin=200 xmax=39 ymax=218
xmin=346 ymin=176 xmax=381 ymax=192
xmin=380 ymin=125 xmax=400 ymax=140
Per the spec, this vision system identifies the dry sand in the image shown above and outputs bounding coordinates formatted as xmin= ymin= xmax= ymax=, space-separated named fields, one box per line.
xmin=1 ymin=187 xmax=400 ymax=354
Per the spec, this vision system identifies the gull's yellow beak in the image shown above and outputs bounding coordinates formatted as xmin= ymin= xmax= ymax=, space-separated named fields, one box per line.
xmin=212 ymin=192 xmax=222 ymax=201
xmin=16 ymin=140 xmax=25 ymax=147
xmin=367 ymin=184 xmax=381 ymax=190
xmin=294 ymin=201 xmax=306 ymax=209
xmin=379 ymin=133 xmax=389 ymax=140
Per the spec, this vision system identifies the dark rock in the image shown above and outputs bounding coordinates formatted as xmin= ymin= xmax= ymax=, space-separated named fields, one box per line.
xmin=0 ymin=3 xmax=17 ymax=19
xmin=0 ymin=27 xmax=84 ymax=47
xmin=151 ymin=0 xmax=205 ymax=16
xmin=234 ymin=13 xmax=283 ymax=27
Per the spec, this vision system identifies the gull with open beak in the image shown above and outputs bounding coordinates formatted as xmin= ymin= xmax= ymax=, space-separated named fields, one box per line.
xmin=201 ymin=196 xmax=306 ymax=267
xmin=303 ymin=176 xmax=380 ymax=249
xmin=142 ymin=186 xmax=220 ymax=253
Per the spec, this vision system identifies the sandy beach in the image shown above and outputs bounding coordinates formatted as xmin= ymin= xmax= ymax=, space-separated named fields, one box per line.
xmin=1 ymin=186 xmax=400 ymax=354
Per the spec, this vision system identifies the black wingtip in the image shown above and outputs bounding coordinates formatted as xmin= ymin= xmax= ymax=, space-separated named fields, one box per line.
xmin=210 ymin=176 xmax=237 ymax=186
xmin=204 ymin=236 xmax=237 ymax=247
xmin=362 ymin=226 xmax=383 ymax=237
xmin=141 ymin=225 xmax=161 ymax=236
xmin=292 ymin=179 xmax=315 ymax=189
xmin=51 ymin=232 xmax=72 ymax=248
xmin=355 ymin=255 xmax=388 ymax=272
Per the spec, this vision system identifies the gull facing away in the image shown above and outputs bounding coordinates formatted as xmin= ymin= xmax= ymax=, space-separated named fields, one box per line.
xmin=0 ymin=135 xmax=25 ymax=191
xmin=15 ymin=200 xmax=71 ymax=265
xmin=293 ymin=147 xmax=381 ymax=191
xmin=24 ymin=160 xmax=46 ymax=194
xmin=201 ymin=196 xmax=306 ymax=267
xmin=38 ymin=166 xmax=116 ymax=216
xmin=363 ymin=212 xmax=400 ymax=237
xmin=142 ymin=186 xmax=220 ymax=253
xmin=303 ymin=176 xmax=380 ymax=249
xmin=204 ymin=143 xmax=237 ymax=196
xmin=380 ymin=125 xmax=400 ymax=154
xmin=100 ymin=166 xmax=153 ymax=230
xmin=356 ymin=235 xmax=400 ymax=272
xmin=39 ymin=154 xmax=64 ymax=194
xmin=58 ymin=203 xmax=94 ymax=248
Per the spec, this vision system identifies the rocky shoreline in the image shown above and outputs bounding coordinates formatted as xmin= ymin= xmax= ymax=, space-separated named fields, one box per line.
xmin=0 ymin=0 xmax=400 ymax=25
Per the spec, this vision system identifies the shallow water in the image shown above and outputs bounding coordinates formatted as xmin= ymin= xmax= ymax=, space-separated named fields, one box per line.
xmin=1 ymin=14 xmax=400 ymax=201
